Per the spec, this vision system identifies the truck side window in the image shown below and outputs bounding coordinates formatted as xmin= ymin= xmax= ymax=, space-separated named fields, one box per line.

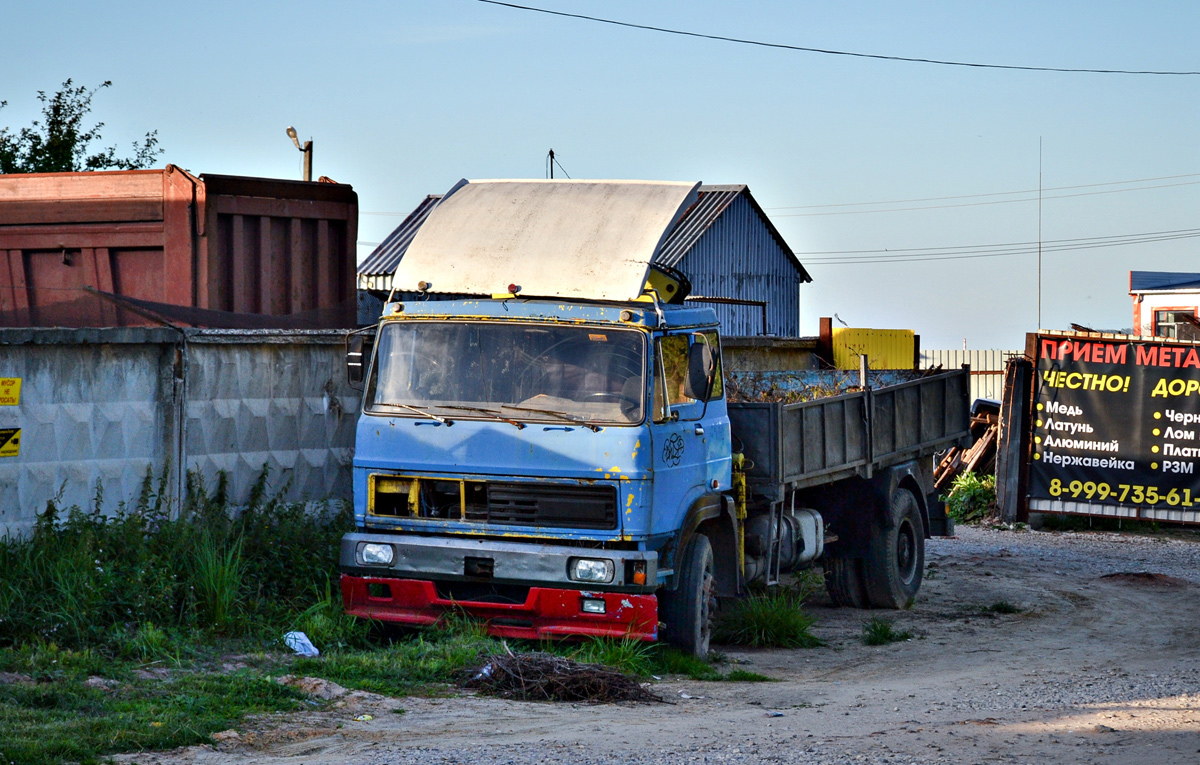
xmin=653 ymin=334 xmax=691 ymax=422
xmin=653 ymin=331 xmax=724 ymax=422
xmin=700 ymin=331 xmax=724 ymax=400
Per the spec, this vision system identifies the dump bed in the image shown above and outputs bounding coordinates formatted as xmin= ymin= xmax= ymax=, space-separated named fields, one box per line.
xmin=729 ymin=368 xmax=971 ymax=494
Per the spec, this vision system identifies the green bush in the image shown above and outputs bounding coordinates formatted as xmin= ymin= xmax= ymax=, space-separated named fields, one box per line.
xmin=943 ymin=471 xmax=997 ymax=523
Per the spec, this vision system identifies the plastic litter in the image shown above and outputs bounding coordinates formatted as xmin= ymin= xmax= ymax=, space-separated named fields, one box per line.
xmin=354 ymin=714 xmax=374 ymax=722
xmin=283 ymin=631 xmax=320 ymax=657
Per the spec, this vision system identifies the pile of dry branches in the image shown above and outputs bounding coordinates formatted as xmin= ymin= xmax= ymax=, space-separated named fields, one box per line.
xmin=464 ymin=651 xmax=661 ymax=703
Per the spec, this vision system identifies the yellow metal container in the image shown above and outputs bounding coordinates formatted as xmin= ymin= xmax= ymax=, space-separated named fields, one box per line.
xmin=832 ymin=328 xmax=915 ymax=370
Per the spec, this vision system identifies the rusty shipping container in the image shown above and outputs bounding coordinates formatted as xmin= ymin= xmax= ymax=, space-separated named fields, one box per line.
xmin=0 ymin=166 xmax=358 ymax=327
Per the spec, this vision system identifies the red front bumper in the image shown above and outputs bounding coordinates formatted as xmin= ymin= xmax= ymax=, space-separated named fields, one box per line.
xmin=341 ymin=575 xmax=658 ymax=641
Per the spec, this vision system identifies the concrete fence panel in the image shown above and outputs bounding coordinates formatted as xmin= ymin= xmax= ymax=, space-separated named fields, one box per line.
xmin=0 ymin=328 xmax=360 ymax=537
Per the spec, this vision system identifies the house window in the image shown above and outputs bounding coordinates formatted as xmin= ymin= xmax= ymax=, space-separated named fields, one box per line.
xmin=1154 ymin=310 xmax=1200 ymax=341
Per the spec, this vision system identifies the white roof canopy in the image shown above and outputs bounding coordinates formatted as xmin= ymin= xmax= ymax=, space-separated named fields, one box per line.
xmin=390 ymin=179 xmax=701 ymax=301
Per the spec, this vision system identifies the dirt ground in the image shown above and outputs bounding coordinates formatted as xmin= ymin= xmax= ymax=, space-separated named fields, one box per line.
xmin=121 ymin=525 xmax=1200 ymax=765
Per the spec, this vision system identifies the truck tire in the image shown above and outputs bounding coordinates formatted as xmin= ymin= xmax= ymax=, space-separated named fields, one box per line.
xmin=823 ymin=556 xmax=869 ymax=608
xmin=661 ymin=534 xmax=715 ymax=658
xmin=863 ymin=486 xmax=924 ymax=609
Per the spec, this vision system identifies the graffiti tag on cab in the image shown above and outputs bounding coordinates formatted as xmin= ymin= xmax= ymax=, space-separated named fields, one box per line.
xmin=662 ymin=433 xmax=684 ymax=466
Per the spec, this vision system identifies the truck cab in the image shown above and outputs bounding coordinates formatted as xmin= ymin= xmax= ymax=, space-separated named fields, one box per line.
xmin=341 ymin=296 xmax=730 ymax=646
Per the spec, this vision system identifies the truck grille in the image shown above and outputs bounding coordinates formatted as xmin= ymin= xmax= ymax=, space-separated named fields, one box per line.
xmin=466 ymin=483 xmax=618 ymax=530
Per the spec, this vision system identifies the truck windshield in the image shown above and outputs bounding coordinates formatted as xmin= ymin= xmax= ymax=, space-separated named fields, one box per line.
xmin=367 ymin=321 xmax=645 ymax=425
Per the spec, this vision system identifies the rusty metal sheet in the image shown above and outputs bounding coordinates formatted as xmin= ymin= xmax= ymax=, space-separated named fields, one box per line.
xmin=0 ymin=167 xmax=358 ymax=328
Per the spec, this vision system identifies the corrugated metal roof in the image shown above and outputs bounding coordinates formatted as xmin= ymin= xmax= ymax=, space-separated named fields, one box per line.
xmin=357 ymin=194 xmax=442 ymax=290
xmin=1130 ymin=270 xmax=1200 ymax=293
xmin=357 ymin=184 xmax=811 ymax=290
xmin=657 ymin=185 xmax=811 ymax=282
xmin=676 ymin=193 xmax=802 ymax=336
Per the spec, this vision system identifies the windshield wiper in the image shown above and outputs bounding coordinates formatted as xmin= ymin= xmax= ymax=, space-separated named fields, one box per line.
xmin=501 ymin=405 xmax=601 ymax=432
xmin=437 ymin=405 xmax=525 ymax=429
xmin=385 ymin=403 xmax=452 ymax=425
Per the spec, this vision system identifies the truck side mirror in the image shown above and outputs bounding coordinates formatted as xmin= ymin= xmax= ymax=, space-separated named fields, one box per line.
xmin=346 ymin=333 xmax=374 ymax=390
xmin=683 ymin=340 xmax=715 ymax=402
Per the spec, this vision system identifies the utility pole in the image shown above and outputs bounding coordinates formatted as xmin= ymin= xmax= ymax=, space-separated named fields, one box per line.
xmin=286 ymin=126 xmax=313 ymax=182
xmin=1038 ymin=137 xmax=1043 ymax=329
xmin=549 ymin=148 xmax=555 ymax=179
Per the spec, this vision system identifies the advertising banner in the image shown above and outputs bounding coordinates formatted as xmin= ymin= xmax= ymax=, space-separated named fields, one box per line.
xmin=1029 ymin=333 xmax=1200 ymax=521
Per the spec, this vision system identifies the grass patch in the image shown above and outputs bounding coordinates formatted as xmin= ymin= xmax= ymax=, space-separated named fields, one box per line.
xmin=862 ymin=617 xmax=913 ymax=646
xmin=713 ymin=591 xmax=824 ymax=649
xmin=0 ymin=659 xmax=306 ymax=765
xmin=981 ymin=601 xmax=1021 ymax=614
xmin=648 ymin=646 xmax=724 ymax=681
xmin=0 ymin=469 xmax=362 ymax=764
xmin=0 ymin=619 xmax=497 ymax=764
xmin=295 ymin=617 xmax=495 ymax=696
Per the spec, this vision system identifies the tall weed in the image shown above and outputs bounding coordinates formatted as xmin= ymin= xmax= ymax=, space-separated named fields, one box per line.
xmin=192 ymin=534 xmax=245 ymax=631
xmin=714 ymin=590 xmax=824 ymax=649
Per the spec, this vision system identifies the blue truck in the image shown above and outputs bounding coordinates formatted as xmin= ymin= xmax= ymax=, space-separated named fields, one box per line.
xmin=339 ymin=180 xmax=970 ymax=656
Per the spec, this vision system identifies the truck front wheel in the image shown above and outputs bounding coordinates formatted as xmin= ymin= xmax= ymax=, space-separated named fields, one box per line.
xmin=661 ymin=534 xmax=715 ymax=658
xmin=863 ymin=486 xmax=925 ymax=608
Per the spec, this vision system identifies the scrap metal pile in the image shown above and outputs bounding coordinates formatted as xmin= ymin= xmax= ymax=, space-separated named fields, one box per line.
xmin=934 ymin=399 xmax=1000 ymax=493
xmin=725 ymin=368 xmax=943 ymax=404
xmin=465 ymin=651 xmax=662 ymax=703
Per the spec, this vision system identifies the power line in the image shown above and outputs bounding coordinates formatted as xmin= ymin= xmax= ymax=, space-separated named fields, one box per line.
xmin=801 ymin=227 xmax=1200 ymax=265
xmin=474 ymin=0 xmax=1200 ymax=76
xmin=800 ymin=227 xmax=1200 ymax=255
xmin=773 ymin=180 xmax=1200 ymax=217
xmin=766 ymin=172 xmax=1200 ymax=210
xmin=804 ymin=228 xmax=1200 ymax=259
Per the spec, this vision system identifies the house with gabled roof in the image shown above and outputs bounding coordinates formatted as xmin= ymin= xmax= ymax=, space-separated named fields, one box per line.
xmin=357 ymin=182 xmax=811 ymax=336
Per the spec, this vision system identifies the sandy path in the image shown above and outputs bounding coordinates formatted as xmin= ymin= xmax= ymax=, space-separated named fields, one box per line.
xmin=122 ymin=526 xmax=1200 ymax=764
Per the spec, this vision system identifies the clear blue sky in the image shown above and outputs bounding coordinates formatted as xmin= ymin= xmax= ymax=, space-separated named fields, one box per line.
xmin=5 ymin=1 xmax=1199 ymax=348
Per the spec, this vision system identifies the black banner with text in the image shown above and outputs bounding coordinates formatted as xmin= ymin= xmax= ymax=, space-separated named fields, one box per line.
xmin=1029 ymin=334 xmax=1200 ymax=510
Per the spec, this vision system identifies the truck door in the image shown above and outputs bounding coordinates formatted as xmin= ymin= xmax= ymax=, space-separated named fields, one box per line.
xmin=649 ymin=331 xmax=729 ymax=536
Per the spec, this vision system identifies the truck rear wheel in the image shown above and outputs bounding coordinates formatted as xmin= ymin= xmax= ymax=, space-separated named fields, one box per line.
xmin=863 ymin=486 xmax=924 ymax=609
xmin=823 ymin=556 xmax=869 ymax=608
xmin=661 ymin=534 xmax=715 ymax=658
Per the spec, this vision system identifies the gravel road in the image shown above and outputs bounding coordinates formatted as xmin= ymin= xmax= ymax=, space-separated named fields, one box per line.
xmin=124 ymin=525 xmax=1200 ymax=765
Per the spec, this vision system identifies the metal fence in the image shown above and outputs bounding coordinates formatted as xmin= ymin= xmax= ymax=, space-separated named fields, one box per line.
xmin=919 ymin=349 xmax=1021 ymax=404
xmin=0 ymin=328 xmax=360 ymax=537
